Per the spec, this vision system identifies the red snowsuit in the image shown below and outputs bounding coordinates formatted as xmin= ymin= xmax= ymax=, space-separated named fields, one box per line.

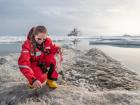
xmin=18 ymin=37 xmax=60 ymax=85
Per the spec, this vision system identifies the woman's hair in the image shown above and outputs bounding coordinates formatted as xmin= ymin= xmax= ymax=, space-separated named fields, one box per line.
xmin=27 ymin=25 xmax=47 ymax=55
xmin=27 ymin=25 xmax=47 ymax=40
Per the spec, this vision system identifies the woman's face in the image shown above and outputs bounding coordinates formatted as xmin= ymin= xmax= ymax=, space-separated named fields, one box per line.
xmin=35 ymin=32 xmax=47 ymax=45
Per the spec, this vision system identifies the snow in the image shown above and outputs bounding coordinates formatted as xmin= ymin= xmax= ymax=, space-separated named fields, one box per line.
xmin=89 ymin=36 xmax=140 ymax=45
xmin=0 ymin=36 xmax=26 ymax=43
xmin=1 ymin=35 xmax=140 ymax=45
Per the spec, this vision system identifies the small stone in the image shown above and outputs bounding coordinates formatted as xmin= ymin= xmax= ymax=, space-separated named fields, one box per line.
xmin=0 ymin=58 xmax=7 ymax=65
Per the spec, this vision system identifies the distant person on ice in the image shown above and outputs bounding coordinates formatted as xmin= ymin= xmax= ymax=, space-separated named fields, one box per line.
xmin=18 ymin=25 xmax=62 ymax=89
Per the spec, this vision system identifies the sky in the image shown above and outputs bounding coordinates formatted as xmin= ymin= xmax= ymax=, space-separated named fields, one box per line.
xmin=0 ymin=0 xmax=140 ymax=36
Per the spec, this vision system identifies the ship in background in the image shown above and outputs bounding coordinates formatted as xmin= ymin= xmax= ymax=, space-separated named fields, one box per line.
xmin=67 ymin=28 xmax=81 ymax=45
xmin=67 ymin=28 xmax=81 ymax=36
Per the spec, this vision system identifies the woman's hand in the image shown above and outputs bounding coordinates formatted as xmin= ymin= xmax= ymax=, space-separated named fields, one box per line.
xmin=32 ymin=80 xmax=42 ymax=88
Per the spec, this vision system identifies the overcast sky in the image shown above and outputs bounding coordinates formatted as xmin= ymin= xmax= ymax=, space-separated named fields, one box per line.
xmin=0 ymin=0 xmax=140 ymax=36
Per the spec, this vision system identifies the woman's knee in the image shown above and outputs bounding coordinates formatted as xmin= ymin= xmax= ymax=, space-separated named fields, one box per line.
xmin=44 ymin=54 xmax=56 ymax=65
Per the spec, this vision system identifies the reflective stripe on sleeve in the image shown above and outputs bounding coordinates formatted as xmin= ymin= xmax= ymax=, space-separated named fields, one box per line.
xmin=19 ymin=65 xmax=32 ymax=71
xmin=22 ymin=50 xmax=29 ymax=53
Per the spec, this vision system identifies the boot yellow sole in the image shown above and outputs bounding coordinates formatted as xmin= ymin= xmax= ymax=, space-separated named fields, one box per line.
xmin=47 ymin=79 xmax=58 ymax=89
